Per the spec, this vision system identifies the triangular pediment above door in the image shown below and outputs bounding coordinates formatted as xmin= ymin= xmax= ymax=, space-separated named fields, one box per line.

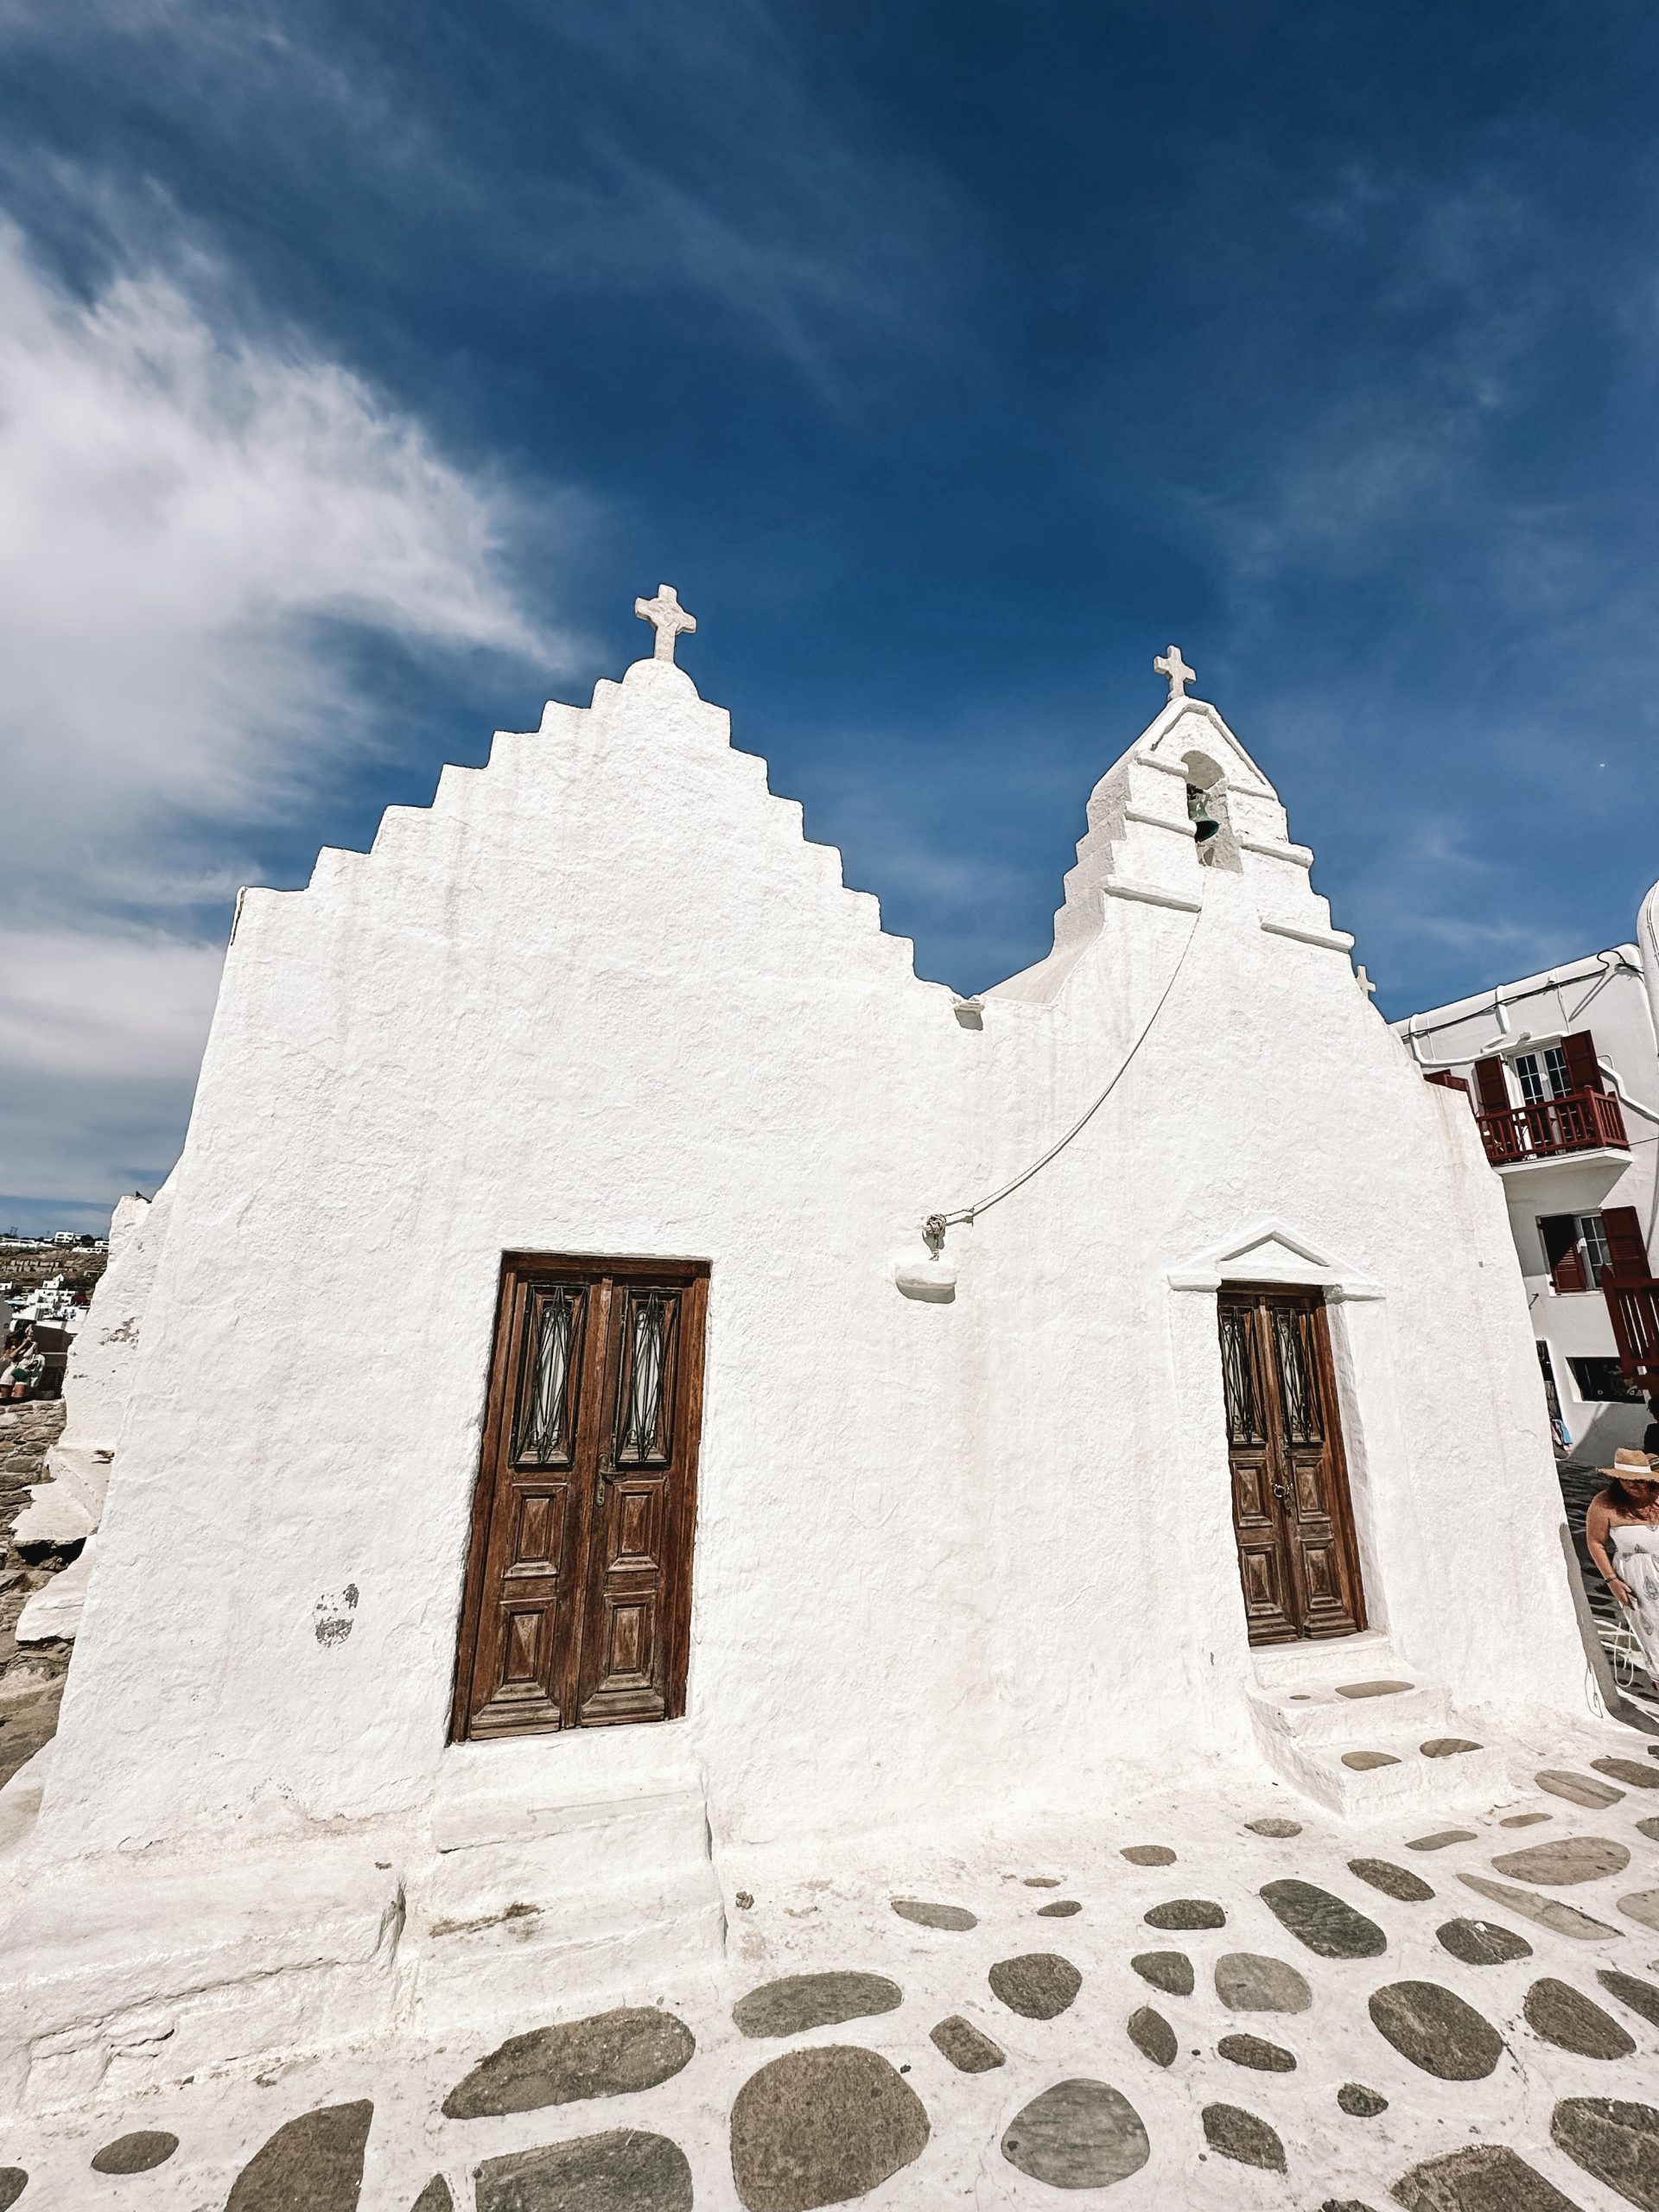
xmin=1167 ymin=1219 xmax=1383 ymax=1299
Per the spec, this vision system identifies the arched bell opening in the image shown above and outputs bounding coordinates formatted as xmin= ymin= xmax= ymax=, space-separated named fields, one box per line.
xmin=1183 ymin=749 xmax=1243 ymax=873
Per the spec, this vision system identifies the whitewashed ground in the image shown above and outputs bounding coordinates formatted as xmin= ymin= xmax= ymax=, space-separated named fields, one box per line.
xmin=6 ymin=1718 xmax=1659 ymax=2211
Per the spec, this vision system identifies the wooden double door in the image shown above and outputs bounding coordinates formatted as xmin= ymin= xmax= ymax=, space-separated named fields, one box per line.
xmin=1218 ymin=1284 xmax=1366 ymax=1645
xmin=452 ymin=1254 xmax=709 ymax=1740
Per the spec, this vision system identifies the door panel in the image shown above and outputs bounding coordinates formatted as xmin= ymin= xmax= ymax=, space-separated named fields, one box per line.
xmin=1218 ymin=1286 xmax=1366 ymax=1646
xmin=453 ymin=1255 xmax=708 ymax=1741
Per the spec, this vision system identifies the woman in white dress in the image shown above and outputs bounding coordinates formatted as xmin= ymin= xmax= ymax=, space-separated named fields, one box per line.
xmin=1586 ymin=1446 xmax=1659 ymax=1679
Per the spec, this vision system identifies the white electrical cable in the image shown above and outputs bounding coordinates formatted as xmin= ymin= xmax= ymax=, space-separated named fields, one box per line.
xmin=926 ymin=908 xmax=1204 ymax=1243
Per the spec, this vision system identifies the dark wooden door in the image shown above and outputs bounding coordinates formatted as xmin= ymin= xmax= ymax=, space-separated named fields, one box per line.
xmin=1217 ymin=1285 xmax=1365 ymax=1645
xmin=452 ymin=1254 xmax=709 ymax=1740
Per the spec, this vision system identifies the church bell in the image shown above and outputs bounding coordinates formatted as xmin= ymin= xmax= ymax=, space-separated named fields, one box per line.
xmin=1185 ymin=784 xmax=1221 ymax=844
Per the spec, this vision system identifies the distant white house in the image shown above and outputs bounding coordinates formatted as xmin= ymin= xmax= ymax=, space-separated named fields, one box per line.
xmin=1395 ymin=887 xmax=1659 ymax=1459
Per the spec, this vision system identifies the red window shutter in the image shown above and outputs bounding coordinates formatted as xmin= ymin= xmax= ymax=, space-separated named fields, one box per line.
xmin=1560 ymin=1031 xmax=1604 ymax=1094
xmin=1540 ymin=1214 xmax=1587 ymax=1294
xmin=1601 ymin=1205 xmax=1652 ymax=1282
xmin=1472 ymin=1057 xmax=1509 ymax=1113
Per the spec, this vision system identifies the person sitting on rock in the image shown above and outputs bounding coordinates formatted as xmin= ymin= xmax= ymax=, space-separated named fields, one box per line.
xmin=0 ymin=1329 xmax=44 ymax=1401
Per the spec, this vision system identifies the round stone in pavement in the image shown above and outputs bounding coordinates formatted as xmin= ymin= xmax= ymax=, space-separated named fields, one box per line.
xmin=1218 ymin=2033 xmax=1295 ymax=2072
xmin=1499 ymin=1813 xmax=1552 ymax=1827
xmin=0 ymin=2174 xmax=23 ymax=2211
xmin=1459 ymin=1872 xmax=1617 ymax=1941
xmin=1620 ymin=1888 xmax=1659 ymax=1932
xmin=477 ymin=2130 xmax=692 ymax=2212
xmin=1598 ymin=1968 xmax=1659 ymax=2030
xmin=1537 ymin=1768 xmax=1624 ymax=1808
xmin=92 ymin=2131 xmax=179 ymax=2174
xmin=1421 ymin=1738 xmax=1482 ymax=1757
xmin=1120 ymin=1845 xmax=1176 ymax=1865
xmin=1368 ymin=1982 xmax=1504 ymax=2081
xmin=411 ymin=2182 xmax=454 ymax=2212
xmin=1037 ymin=1899 xmax=1082 ymax=1916
xmin=1407 ymin=1829 xmax=1477 ymax=1851
xmin=1637 ymin=1815 xmax=1659 ymax=1841
xmin=1338 ymin=2083 xmax=1389 ymax=2118
xmin=1260 ymin=1878 xmax=1386 ymax=1959
xmin=1143 ymin=1897 xmax=1224 ymax=1930
xmin=1200 ymin=2103 xmax=1286 ymax=2171
xmin=1552 ymin=2096 xmax=1659 ymax=2209
xmin=1336 ymin=1679 xmax=1414 ymax=1698
xmin=730 ymin=2048 xmax=927 ymax=2212
xmin=1437 ymin=1916 xmax=1533 ymax=1966
xmin=988 ymin=1952 xmax=1082 ymax=2019
xmin=226 ymin=2101 xmax=374 ymax=2212
xmin=1023 ymin=1875 xmax=1062 ymax=1887
xmin=1131 ymin=1950 xmax=1193 ymax=1997
xmin=1491 ymin=1836 xmax=1630 ymax=1886
xmin=891 ymin=1897 xmax=976 ymax=1931
xmin=1245 ymin=1817 xmax=1302 ymax=1837
xmin=1127 ymin=2007 xmax=1177 ymax=2068
xmin=1592 ymin=1757 xmax=1659 ymax=1789
xmin=1348 ymin=1859 xmax=1434 ymax=1903
xmin=1393 ymin=2143 xmax=1582 ymax=2211
xmin=1525 ymin=1979 xmax=1637 ymax=2061
xmin=1214 ymin=1952 xmax=1312 ymax=2012
xmin=1001 ymin=2079 xmax=1150 ymax=2190
xmin=1344 ymin=1751 xmax=1400 ymax=1770
xmin=734 ymin=1973 xmax=902 ymax=2040
xmin=929 ymin=2016 xmax=1004 ymax=2073
xmin=444 ymin=2008 xmax=695 ymax=2116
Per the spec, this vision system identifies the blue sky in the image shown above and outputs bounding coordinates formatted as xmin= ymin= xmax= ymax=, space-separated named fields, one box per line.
xmin=3 ymin=1 xmax=1658 ymax=1233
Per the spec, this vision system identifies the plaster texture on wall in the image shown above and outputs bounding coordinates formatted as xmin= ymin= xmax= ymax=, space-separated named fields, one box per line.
xmin=1 ymin=649 xmax=1597 ymax=2102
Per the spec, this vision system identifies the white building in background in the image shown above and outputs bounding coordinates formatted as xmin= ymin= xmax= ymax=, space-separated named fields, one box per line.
xmin=1395 ymin=887 xmax=1659 ymax=1461
xmin=0 ymin=607 xmax=1598 ymax=2112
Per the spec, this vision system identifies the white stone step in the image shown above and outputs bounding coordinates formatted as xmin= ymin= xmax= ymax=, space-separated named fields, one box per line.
xmin=1249 ymin=1628 xmax=1405 ymax=1691
xmin=405 ymin=1773 xmax=724 ymax=2037
xmin=1249 ymin=1676 xmax=1452 ymax=1749
xmin=10 ymin=1482 xmax=95 ymax=1554
xmin=1247 ymin=1683 xmax=1510 ymax=1819
xmin=41 ymin=1443 xmax=112 ymax=1522
xmin=16 ymin=1540 xmax=94 ymax=1645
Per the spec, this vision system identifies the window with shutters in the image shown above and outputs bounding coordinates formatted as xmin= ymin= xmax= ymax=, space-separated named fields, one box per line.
xmin=1537 ymin=1211 xmax=1614 ymax=1291
xmin=1579 ymin=1212 xmax=1613 ymax=1287
xmin=1514 ymin=1046 xmax=1570 ymax=1104
xmin=1539 ymin=1213 xmax=1588 ymax=1293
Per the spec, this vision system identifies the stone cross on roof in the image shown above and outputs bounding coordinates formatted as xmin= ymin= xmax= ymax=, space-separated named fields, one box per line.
xmin=1154 ymin=645 xmax=1195 ymax=702
xmin=634 ymin=584 xmax=697 ymax=664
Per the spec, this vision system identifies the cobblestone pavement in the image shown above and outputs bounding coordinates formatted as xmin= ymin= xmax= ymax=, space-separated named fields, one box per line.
xmin=0 ymin=1402 xmax=73 ymax=1791
xmin=2 ymin=1725 xmax=1658 ymax=2209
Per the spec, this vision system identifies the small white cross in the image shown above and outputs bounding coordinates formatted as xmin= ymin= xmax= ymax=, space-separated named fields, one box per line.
xmin=1356 ymin=964 xmax=1377 ymax=998
xmin=634 ymin=583 xmax=697 ymax=664
xmin=1154 ymin=645 xmax=1196 ymax=702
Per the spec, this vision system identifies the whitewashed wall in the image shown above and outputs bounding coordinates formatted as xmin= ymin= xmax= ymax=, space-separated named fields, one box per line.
xmin=3 ymin=653 xmax=1594 ymax=2101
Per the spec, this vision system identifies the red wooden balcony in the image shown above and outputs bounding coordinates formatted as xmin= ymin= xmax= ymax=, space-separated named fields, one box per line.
xmin=1475 ymin=1086 xmax=1629 ymax=1167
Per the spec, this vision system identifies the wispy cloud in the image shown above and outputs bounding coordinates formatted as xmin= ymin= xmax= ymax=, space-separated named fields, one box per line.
xmin=0 ymin=219 xmax=559 ymax=1221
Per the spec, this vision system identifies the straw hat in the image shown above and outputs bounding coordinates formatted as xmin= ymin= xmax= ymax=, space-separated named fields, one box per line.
xmin=1599 ymin=1445 xmax=1659 ymax=1479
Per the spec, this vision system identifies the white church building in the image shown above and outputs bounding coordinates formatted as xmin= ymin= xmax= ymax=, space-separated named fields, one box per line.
xmin=0 ymin=600 xmax=1599 ymax=2110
